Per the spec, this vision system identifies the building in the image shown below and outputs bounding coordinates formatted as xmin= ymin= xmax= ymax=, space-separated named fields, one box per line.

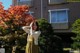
xmin=12 ymin=0 xmax=80 ymax=48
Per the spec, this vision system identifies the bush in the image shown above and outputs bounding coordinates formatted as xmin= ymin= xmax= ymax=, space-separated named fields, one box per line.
xmin=72 ymin=19 xmax=80 ymax=49
xmin=37 ymin=19 xmax=63 ymax=53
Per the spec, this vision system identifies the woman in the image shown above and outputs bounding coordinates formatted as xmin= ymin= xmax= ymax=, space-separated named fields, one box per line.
xmin=25 ymin=21 xmax=40 ymax=53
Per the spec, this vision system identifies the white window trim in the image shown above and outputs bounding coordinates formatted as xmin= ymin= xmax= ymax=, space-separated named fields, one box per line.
xmin=48 ymin=9 xmax=69 ymax=23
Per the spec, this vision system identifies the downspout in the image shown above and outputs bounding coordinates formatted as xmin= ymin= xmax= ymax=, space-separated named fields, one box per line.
xmin=17 ymin=0 xmax=19 ymax=5
xmin=41 ymin=0 xmax=43 ymax=18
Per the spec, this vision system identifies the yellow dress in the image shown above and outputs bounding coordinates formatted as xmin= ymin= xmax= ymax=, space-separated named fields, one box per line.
xmin=25 ymin=35 xmax=39 ymax=53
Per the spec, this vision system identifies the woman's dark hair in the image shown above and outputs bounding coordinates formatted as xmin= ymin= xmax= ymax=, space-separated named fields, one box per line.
xmin=35 ymin=22 xmax=39 ymax=31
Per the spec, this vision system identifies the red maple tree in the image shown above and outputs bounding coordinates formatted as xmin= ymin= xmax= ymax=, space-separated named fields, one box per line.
xmin=0 ymin=2 xmax=35 ymax=29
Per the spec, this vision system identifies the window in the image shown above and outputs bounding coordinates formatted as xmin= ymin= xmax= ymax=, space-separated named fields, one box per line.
xmin=67 ymin=0 xmax=80 ymax=2
xmin=17 ymin=0 xmax=33 ymax=6
xmin=48 ymin=0 xmax=67 ymax=4
xmin=18 ymin=0 xmax=32 ymax=2
xmin=28 ymin=11 xmax=34 ymax=16
xmin=20 ymin=0 xmax=26 ymax=2
xmin=49 ymin=9 xmax=69 ymax=23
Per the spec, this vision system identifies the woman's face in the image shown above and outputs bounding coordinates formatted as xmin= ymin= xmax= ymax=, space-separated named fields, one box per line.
xmin=32 ymin=22 xmax=37 ymax=31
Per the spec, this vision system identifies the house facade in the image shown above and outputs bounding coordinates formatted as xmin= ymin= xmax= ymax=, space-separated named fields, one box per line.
xmin=12 ymin=0 xmax=80 ymax=48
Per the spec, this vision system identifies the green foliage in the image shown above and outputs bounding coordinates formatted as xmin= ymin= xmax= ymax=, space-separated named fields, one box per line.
xmin=37 ymin=18 xmax=63 ymax=53
xmin=72 ymin=19 xmax=80 ymax=49
xmin=0 ymin=18 xmax=27 ymax=52
xmin=72 ymin=19 xmax=80 ymax=34
xmin=0 ymin=22 xmax=27 ymax=46
xmin=0 ymin=17 xmax=63 ymax=53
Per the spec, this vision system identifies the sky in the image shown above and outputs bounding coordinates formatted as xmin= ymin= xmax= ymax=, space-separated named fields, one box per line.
xmin=0 ymin=0 xmax=12 ymax=9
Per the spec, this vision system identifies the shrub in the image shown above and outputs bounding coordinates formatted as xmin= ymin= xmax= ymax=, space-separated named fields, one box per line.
xmin=38 ymin=18 xmax=63 ymax=53
xmin=72 ymin=19 xmax=80 ymax=49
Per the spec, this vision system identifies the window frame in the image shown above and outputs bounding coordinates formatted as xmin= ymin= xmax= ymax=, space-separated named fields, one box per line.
xmin=28 ymin=11 xmax=34 ymax=16
xmin=48 ymin=9 xmax=69 ymax=23
xmin=18 ymin=0 xmax=32 ymax=2
xmin=48 ymin=0 xmax=67 ymax=4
